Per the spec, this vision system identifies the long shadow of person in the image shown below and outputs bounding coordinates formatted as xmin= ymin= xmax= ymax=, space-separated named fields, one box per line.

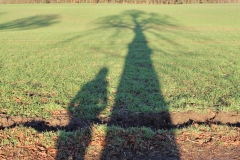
xmin=56 ymin=67 xmax=108 ymax=159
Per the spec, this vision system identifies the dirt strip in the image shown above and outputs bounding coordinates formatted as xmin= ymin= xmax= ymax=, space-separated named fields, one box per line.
xmin=0 ymin=110 xmax=239 ymax=131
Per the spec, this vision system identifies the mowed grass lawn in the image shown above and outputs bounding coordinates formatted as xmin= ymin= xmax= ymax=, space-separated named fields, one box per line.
xmin=0 ymin=4 xmax=240 ymax=119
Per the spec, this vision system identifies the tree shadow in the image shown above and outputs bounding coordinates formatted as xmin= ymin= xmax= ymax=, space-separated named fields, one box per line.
xmin=55 ymin=10 xmax=180 ymax=159
xmin=0 ymin=14 xmax=60 ymax=30
xmin=99 ymin=10 xmax=179 ymax=159
xmin=103 ymin=10 xmax=171 ymax=113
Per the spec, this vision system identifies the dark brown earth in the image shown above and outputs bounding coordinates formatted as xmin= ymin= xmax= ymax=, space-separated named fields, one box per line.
xmin=0 ymin=124 xmax=239 ymax=160
xmin=0 ymin=110 xmax=239 ymax=131
xmin=1 ymin=110 xmax=239 ymax=160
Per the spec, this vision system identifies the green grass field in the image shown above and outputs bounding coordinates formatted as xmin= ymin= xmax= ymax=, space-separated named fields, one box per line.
xmin=1 ymin=4 xmax=240 ymax=159
xmin=0 ymin=4 xmax=240 ymax=119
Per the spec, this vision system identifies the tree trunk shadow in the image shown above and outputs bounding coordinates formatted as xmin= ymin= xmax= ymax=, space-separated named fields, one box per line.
xmin=100 ymin=12 xmax=179 ymax=160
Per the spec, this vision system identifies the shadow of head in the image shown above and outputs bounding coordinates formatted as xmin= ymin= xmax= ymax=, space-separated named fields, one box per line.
xmin=68 ymin=67 xmax=109 ymax=119
xmin=0 ymin=14 xmax=60 ymax=30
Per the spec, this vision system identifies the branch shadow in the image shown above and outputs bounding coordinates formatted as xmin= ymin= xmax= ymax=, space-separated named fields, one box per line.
xmin=0 ymin=14 xmax=60 ymax=30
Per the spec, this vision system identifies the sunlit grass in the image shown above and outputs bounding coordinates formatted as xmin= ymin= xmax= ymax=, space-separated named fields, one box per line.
xmin=0 ymin=4 xmax=240 ymax=118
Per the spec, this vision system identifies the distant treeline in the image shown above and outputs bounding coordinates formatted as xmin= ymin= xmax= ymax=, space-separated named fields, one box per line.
xmin=0 ymin=0 xmax=239 ymax=4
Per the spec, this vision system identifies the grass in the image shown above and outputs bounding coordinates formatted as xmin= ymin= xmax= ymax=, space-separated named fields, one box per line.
xmin=0 ymin=4 xmax=240 ymax=119
xmin=0 ymin=4 xmax=240 ymax=159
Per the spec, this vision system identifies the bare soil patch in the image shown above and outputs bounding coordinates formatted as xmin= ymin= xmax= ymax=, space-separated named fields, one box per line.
xmin=0 ymin=110 xmax=239 ymax=131
xmin=1 ymin=110 xmax=239 ymax=159
xmin=0 ymin=125 xmax=239 ymax=160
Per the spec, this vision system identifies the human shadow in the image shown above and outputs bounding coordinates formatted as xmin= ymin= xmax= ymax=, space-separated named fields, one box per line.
xmin=56 ymin=67 xmax=108 ymax=159
xmin=68 ymin=67 xmax=108 ymax=120
xmin=0 ymin=14 xmax=60 ymax=30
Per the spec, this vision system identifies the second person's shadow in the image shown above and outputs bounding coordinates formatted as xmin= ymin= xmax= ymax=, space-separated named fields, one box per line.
xmin=56 ymin=67 xmax=108 ymax=159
